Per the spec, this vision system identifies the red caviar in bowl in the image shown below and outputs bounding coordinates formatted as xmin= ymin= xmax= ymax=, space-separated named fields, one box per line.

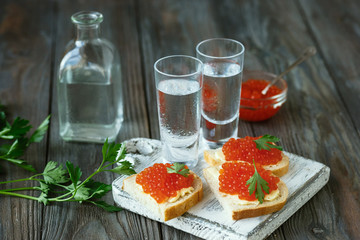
xmin=135 ymin=163 xmax=194 ymax=203
xmin=240 ymin=77 xmax=286 ymax=122
xmin=222 ymin=136 xmax=282 ymax=165
xmin=219 ymin=161 xmax=279 ymax=201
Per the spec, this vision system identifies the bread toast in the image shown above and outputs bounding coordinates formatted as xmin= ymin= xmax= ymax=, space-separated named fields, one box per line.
xmin=203 ymin=164 xmax=288 ymax=220
xmin=122 ymin=170 xmax=203 ymax=221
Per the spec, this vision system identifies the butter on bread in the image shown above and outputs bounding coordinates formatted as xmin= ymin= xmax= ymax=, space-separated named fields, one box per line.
xmin=203 ymin=164 xmax=288 ymax=220
xmin=122 ymin=170 xmax=203 ymax=221
xmin=204 ymin=148 xmax=289 ymax=177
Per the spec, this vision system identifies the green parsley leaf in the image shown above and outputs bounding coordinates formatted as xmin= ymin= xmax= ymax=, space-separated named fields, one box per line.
xmin=2 ymin=139 xmax=27 ymax=159
xmin=66 ymin=161 xmax=82 ymax=188
xmin=65 ymin=183 xmax=91 ymax=202
xmin=0 ymin=135 xmax=134 ymax=212
xmin=108 ymin=161 xmax=136 ymax=175
xmin=88 ymin=200 xmax=122 ymax=212
xmin=43 ymin=161 xmax=69 ymax=184
xmin=5 ymin=117 xmax=32 ymax=139
xmin=0 ymin=104 xmax=6 ymax=129
xmin=0 ymin=107 xmax=50 ymax=172
xmin=36 ymin=182 xmax=50 ymax=205
xmin=116 ymin=144 xmax=126 ymax=161
xmin=102 ymin=139 xmax=122 ymax=164
xmin=253 ymin=134 xmax=283 ymax=151
xmin=2 ymin=157 xmax=37 ymax=172
xmin=166 ymin=163 xmax=190 ymax=177
xmin=85 ymin=180 xmax=112 ymax=199
xmin=246 ymin=160 xmax=269 ymax=204
xmin=28 ymin=116 xmax=50 ymax=144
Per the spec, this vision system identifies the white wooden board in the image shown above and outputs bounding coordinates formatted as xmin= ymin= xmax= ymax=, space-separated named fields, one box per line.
xmin=112 ymin=138 xmax=330 ymax=240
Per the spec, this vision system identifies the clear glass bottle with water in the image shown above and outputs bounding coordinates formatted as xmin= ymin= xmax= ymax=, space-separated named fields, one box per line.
xmin=57 ymin=11 xmax=123 ymax=143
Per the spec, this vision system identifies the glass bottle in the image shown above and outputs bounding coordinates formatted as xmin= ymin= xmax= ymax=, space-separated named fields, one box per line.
xmin=57 ymin=11 xmax=123 ymax=143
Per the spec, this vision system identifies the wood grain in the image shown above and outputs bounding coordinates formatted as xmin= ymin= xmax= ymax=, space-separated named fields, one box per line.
xmin=43 ymin=0 xmax=159 ymax=240
xmin=298 ymin=0 xmax=360 ymax=136
xmin=0 ymin=0 xmax=359 ymax=239
xmin=0 ymin=1 xmax=53 ymax=239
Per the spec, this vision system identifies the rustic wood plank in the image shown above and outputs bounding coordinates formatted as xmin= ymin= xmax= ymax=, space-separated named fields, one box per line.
xmin=215 ymin=0 xmax=360 ymax=239
xmin=0 ymin=0 xmax=358 ymax=239
xmin=136 ymin=0 xmax=226 ymax=141
xmin=43 ymin=0 xmax=158 ymax=239
xmin=135 ymin=0 xmax=232 ymax=239
xmin=0 ymin=1 xmax=53 ymax=239
xmin=295 ymin=1 xmax=360 ymax=238
xmin=297 ymin=0 xmax=360 ymax=136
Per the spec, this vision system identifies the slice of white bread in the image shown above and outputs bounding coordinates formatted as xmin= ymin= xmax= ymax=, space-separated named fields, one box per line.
xmin=204 ymin=148 xmax=289 ymax=177
xmin=203 ymin=164 xmax=288 ymax=220
xmin=122 ymin=171 xmax=203 ymax=221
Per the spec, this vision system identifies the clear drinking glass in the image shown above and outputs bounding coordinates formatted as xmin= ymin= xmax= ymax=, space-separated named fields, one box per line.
xmin=57 ymin=11 xmax=123 ymax=143
xmin=196 ymin=38 xmax=245 ymax=148
xmin=154 ymin=55 xmax=203 ymax=168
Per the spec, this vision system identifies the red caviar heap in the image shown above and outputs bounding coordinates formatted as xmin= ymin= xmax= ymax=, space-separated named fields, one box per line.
xmin=219 ymin=162 xmax=279 ymax=201
xmin=222 ymin=136 xmax=282 ymax=165
xmin=136 ymin=163 xmax=194 ymax=203
xmin=240 ymin=79 xmax=283 ymax=122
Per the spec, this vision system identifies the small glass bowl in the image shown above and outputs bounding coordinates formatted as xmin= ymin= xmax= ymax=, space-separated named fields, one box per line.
xmin=239 ymin=70 xmax=287 ymax=122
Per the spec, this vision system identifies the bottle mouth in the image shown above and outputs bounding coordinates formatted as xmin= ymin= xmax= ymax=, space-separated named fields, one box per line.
xmin=71 ymin=11 xmax=103 ymax=26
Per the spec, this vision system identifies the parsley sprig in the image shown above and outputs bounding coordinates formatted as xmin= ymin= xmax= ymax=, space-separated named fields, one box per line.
xmin=0 ymin=104 xmax=50 ymax=172
xmin=166 ymin=163 xmax=190 ymax=177
xmin=253 ymin=134 xmax=283 ymax=151
xmin=0 ymin=139 xmax=136 ymax=212
xmin=246 ymin=134 xmax=283 ymax=203
xmin=246 ymin=160 xmax=269 ymax=204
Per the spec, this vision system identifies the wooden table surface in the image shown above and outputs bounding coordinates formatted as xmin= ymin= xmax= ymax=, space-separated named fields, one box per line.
xmin=0 ymin=0 xmax=359 ymax=239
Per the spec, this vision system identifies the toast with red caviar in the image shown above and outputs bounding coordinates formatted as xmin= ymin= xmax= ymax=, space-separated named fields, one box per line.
xmin=204 ymin=135 xmax=289 ymax=177
xmin=122 ymin=163 xmax=203 ymax=221
xmin=203 ymin=161 xmax=288 ymax=220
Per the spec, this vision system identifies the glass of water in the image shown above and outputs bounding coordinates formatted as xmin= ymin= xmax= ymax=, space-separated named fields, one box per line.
xmin=154 ymin=55 xmax=203 ymax=168
xmin=196 ymin=38 xmax=245 ymax=148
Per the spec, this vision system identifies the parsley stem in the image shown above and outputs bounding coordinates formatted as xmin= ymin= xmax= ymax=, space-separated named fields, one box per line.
xmin=0 ymin=190 xmax=38 ymax=201
xmin=0 ymin=187 xmax=37 ymax=192
xmin=0 ymin=175 xmax=43 ymax=184
xmin=0 ymin=129 xmax=11 ymax=138
xmin=0 ymin=178 xmax=33 ymax=184
xmin=48 ymin=196 xmax=74 ymax=202
xmin=47 ymin=168 xmax=103 ymax=202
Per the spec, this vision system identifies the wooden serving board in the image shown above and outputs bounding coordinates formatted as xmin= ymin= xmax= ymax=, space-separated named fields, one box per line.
xmin=112 ymin=138 xmax=330 ymax=240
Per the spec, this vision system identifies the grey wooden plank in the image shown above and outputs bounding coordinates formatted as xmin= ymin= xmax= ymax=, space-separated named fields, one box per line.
xmin=136 ymin=0 xmax=226 ymax=141
xmin=0 ymin=1 xmax=53 ymax=239
xmin=298 ymin=0 xmax=360 ymax=137
xmin=0 ymin=0 xmax=358 ymax=239
xmin=220 ymin=0 xmax=360 ymax=239
xmin=43 ymin=0 xmax=159 ymax=239
xmin=135 ymin=0 xmax=232 ymax=239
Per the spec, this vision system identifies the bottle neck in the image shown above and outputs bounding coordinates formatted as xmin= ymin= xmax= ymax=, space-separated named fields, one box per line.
xmin=76 ymin=24 xmax=100 ymax=41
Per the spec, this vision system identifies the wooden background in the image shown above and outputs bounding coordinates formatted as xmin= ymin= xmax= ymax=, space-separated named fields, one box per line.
xmin=0 ymin=0 xmax=359 ymax=239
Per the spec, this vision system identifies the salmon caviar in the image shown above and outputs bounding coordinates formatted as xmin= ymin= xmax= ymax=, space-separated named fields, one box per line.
xmin=240 ymin=79 xmax=283 ymax=122
xmin=219 ymin=162 xmax=279 ymax=201
xmin=222 ymin=136 xmax=282 ymax=165
xmin=135 ymin=163 xmax=194 ymax=204
xmin=202 ymin=83 xmax=218 ymax=113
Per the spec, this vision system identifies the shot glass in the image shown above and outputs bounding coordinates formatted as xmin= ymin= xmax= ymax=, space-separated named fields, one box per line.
xmin=196 ymin=38 xmax=245 ymax=148
xmin=154 ymin=55 xmax=203 ymax=168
